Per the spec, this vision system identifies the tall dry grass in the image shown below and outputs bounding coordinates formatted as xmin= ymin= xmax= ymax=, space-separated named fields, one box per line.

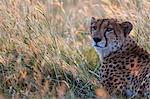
xmin=0 ymin=0 xmax=149 ymax=98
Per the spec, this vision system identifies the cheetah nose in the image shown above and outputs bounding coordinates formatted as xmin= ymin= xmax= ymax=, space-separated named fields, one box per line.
xmin=93 ymin=37 xmax=101 ymax=43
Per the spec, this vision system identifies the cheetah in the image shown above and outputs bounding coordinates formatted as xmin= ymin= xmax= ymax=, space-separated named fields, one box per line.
xmin=90 ymin=17 xmax=150 ymax=98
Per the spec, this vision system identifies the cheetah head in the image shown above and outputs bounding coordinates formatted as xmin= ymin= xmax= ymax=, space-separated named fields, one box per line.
xmin=90 ymin=17 xmax=133 ymax=59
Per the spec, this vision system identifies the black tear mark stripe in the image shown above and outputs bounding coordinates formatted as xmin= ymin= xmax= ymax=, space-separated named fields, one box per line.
xmin=103 ymin=20 xmax=110 ymax=47
xmin=114 ymin=30 xmax=118 ymax=38
xmin=113 ymin=23 xmax=118 ymax=38
xmin=104 ymin=32 xmax=108 ymax=47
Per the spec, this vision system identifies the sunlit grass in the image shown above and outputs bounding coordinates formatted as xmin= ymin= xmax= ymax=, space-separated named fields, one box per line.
xmin=0 ymin=0 xmax=149 ymax=98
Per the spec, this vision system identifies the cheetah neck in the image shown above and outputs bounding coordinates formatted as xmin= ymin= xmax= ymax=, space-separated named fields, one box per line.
xmin=118 ymin=36 xmax=137 ymax=53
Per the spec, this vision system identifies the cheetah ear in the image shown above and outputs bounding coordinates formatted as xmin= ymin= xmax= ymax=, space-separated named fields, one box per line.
xmin=90 ymin=17 xmax=97 ymax=34
xmin=120 ymin=21 xmax=133 ymax=37
xmin=91 ymin=17 xmax=96 ymax=24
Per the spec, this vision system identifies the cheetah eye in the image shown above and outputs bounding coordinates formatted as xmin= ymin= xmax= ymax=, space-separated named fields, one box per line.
xmin=106 ymin=28 xmax=114 ymax=32
xmin=93 ymin=26 xmax=96 ymax=30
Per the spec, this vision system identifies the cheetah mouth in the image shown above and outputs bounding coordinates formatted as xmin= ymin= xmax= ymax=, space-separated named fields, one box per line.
xmin=94 ymin=44 xmax=106 ymax=48
xmin=92 ymin=40 xmax=107 ymax=48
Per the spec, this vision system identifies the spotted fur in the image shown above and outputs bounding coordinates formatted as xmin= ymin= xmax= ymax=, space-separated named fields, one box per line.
xmin=90 ymin=17 xmax=150 ymax=98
